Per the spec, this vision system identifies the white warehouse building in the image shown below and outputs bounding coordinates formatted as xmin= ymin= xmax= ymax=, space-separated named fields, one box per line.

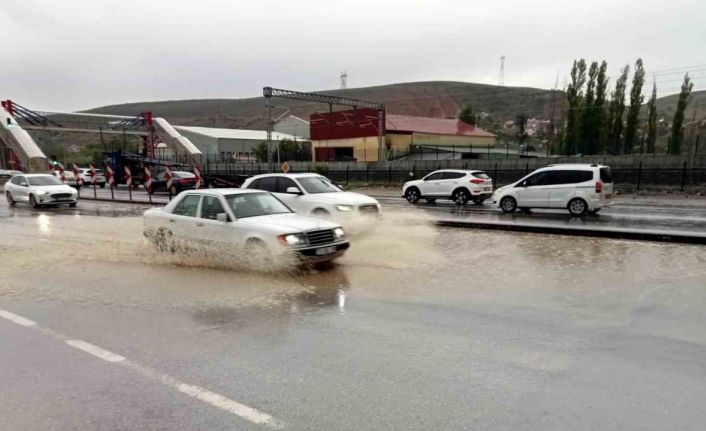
xmin=174 ymin=126 xmax=308 ymax=162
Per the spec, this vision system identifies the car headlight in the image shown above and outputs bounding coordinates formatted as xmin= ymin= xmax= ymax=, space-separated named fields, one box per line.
xmin=35 ymin=190 xmax=48 ymax=195
xmin=333 ymin=227 xmax=345 ymax=239
xmin=335 ymin=204 xmax=354 ymax=212
xmin=278 ymin=233 xmax=307 ymax=246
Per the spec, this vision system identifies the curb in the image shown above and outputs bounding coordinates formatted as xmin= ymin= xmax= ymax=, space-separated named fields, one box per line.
xmin=434 ymin=219 xmax=706 ymax=245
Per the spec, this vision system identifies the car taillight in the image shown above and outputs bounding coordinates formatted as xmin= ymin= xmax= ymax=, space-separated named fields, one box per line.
xmin=178 ymin=178 xmax=192 ymax=184
xmin=470 ymin=179 xmax=485 ymax=184
xmin=595 ymin=180 xmax=603 ymax=193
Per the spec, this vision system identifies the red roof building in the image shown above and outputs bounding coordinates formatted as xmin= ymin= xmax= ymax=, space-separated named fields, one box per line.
xmin=310 ymin=109 xmax=496 ymax=162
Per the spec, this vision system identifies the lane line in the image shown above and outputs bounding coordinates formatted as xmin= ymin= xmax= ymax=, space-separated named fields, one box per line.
xmin=65 ymin=339 xmax=126 ymax=363
xmin=0 ymin=309 xmax=284 ymax=429
xmin=0 ymin=310 xmax=37 ymax=327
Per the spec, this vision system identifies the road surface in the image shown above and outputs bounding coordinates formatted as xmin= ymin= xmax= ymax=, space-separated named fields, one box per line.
xmin=1 ymin=199 xmax=706 ymax=430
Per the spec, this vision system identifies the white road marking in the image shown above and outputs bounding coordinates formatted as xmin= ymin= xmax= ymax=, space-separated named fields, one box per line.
xmin=65 ymin=339 xmax=126 ymax=363
xmin=0 ymin=309 xmax=284 ymax=428
xmin=0 ymin=310 xmax=37 ymax=327
xmin=178 ymin=383 xmax=282 ymax=428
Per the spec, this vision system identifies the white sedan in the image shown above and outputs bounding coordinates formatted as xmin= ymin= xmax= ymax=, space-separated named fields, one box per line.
xmin=241 ymin=173 xmax=381 ymax=219
xmin=143 ymin=189 xmax=350 ymax=264
xmin=5 ymin=174 xmax=79 ymax=208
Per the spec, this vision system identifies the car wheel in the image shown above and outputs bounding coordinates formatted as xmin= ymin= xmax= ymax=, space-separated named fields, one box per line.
xmin=312 ymin=208 xmax=330 ymax=217
xmin=452 ymin=189 xmax=470 ymax=206
xmin=245 ymin=239 xmax=272 ymax=268
xmin=425 ymin=198 xmax=436 ymax=204
xmin=568 ymin=198 xmax=588 ymax=216
xmin=404 ymin=187 xmax=420 ymax=204
xmin=6 ymin=192 xmax=15 ymax=206
xmin=500 ymin=196 xmax=517 ymax=213
xmin=170 ymin=185 xmax=178 ymax=195
xmin=29 ymin=194 xmax=40 ymax=208
xmin=154 ymin=228 xmax=176 ymax=253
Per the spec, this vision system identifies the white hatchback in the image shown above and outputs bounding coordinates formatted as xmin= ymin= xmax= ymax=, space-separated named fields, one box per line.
xmin=242 ymin=173 xmax=382 ymax=219
xmin=492 ymin=164 xmax=614 ymax=216
xmin=5 ymin=174 xmax=79 ymax=208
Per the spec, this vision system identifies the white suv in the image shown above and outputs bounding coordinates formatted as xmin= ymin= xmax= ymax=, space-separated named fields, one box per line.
xmin=403 ymin=170 xmax=493 ymax=205
xmin=492 ymin=164 xmax=614 ymax=216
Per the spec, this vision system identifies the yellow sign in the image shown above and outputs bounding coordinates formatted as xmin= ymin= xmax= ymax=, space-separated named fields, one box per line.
xmin=281 ymin=161 xmax=290 ymax=173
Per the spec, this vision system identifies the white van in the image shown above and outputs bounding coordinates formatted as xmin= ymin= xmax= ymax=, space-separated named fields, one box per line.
xmin=492 ymin=164 xmax=613 ymax=216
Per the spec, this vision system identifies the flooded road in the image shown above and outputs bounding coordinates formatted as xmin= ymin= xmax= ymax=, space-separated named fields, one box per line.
xmin=1 ymin=200 xmax=706 ymax=430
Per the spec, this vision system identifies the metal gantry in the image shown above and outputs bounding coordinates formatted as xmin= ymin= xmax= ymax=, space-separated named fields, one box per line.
xmin=263 ymin=87 xmax=386 ymax=166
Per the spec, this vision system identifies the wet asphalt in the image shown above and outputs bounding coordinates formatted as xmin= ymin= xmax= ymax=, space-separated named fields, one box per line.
xmin=1 ymin=199 xmax=706 ymax=430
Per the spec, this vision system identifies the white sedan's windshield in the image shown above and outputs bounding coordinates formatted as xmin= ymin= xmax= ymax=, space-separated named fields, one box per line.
xmin=225 ymin=193 xmax=292 ymax=218
xmin=28 ymin=176 xmax=63 ymax=186
xmin=298 ymin=176 xmax=341 ymax=194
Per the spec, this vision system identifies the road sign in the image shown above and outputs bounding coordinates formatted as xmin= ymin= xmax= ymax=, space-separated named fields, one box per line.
xmin=72 ymin=162 xmax=82 ymax=186
xmin=144 ymin=166 xmax=153 ymax=191
xmin=281 ymin=161 xmax=290 ymax=173
xmin=88 ymin=163 xmax=97 ymax=185
xmin=165 ymin=166 xmax=173 ymax=190
xmin=106 ymin=165 xmax=115 ymax=186
xmin=124 ymin=166 xmax=132 ymax=188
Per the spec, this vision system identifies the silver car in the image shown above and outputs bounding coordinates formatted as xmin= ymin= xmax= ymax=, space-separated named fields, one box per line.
xmin=5 ymin=174 xmax=78 ymax=208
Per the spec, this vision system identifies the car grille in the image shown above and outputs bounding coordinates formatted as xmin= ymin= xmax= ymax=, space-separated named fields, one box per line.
xmin=358 ymin=204 xmax=379 ymax=215
xmin=306 ymin=229 xmax=335 ymax=246
xmin=52 ymin=193 xmax=72 ymax=200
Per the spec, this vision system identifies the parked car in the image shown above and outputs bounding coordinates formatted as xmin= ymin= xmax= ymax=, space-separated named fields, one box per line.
xmin=149 ymin=170 xmax=197 ymax=195
xmin=0 ymin=169 xmax=22 ymax=188
xmin=403 ymin=169 xmax=494 ymax=205
xmin=492 ymin=164 xmax=613 ymax=216
xmin=77 ymin=168 xmax=107 ymax=187
xmin=242 ymin=173 xmax=381 ymax=218
xmin=143 ymin=189 xmax=349 ymax=263
xmin=5 ymin=174 xmax=78 ymax=208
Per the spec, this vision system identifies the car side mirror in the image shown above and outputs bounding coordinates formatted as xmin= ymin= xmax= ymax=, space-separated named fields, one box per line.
xmin=286 ymin=186 xmax=302 ymax=195
xmin=216 ymin=213 xmax=230 ymax=222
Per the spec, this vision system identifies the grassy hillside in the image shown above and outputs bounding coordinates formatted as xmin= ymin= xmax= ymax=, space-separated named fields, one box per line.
xmin=654 ymin=90 xmax=706 ymax=120
xmin=86 ymin=81 xmax=559 ymax=129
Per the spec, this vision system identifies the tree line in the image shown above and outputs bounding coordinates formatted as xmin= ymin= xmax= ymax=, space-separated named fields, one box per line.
xmin=561 ymin=58 xmax=694 ymax=155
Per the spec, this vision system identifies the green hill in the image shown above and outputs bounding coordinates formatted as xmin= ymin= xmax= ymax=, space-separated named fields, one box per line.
xmin=654 ymin=90 xmax=706 ymax=120
xmin=86 ymin=81 xmax=559 ymax=129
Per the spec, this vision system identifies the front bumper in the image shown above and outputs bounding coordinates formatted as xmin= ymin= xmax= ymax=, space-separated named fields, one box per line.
xmin=38 ymin=194 xmax=78 ymax=204
xmin=295 ymin=241 xmax=350 ymax=262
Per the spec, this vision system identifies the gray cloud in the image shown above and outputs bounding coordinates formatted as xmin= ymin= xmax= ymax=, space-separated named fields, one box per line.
xmin=1 ymin=0 xmax=704 ymax=112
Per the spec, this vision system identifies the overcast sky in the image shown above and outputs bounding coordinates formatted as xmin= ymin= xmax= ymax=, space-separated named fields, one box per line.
xmin=1 ymin=0 xmax=704 ymax=112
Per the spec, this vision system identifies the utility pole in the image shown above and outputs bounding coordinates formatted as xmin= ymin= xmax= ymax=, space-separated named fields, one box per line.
xmin=499 ymin=56 xmax=505 ymax=86
xmin=340 ymin=71 xmax=348 ymax=90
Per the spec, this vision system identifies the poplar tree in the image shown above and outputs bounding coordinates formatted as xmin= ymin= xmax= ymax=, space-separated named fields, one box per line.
xmin=593 ymin=61 xmax=609 ymax=154
xmin=579 ymin=62 xmax=598 ymax=154
xmin=565 ymin=59 xmax=587 ymax=154
xmin=646 ymin=83 xmax=658 ymax=153
xmin=624 ymin=59 xmax=646 ymax=154
xmin=669 ymin=73 xmax=694 ymax=155
xmin=607 ymin=65 xmax=629 ymax=154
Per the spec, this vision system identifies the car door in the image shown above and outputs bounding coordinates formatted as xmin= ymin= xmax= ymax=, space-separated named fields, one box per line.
xmin=197 ymin=194 xmax=240 ymax=246
xmin=514 ymin=171 xmax=551 ymax=207
xmin=419 ymin=172 xmax=443 ymax=196
xmin=273 ymin=177 xmax=305 ymax=213
xmin=439 ymin=172 xmax=465 ymax=196
xmin=169 ymin=194 xmax=203 ymax=241
xmin=12 ymin=176 xmax=30 ymax=201
xmin=547 ymin=170 xmax=592 ymax=208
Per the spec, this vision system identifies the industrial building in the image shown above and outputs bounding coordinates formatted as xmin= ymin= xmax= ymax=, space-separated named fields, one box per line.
xmin=309 ymin=109 xmax=497 ymax=162
xmin=273 ymin=115 xmax=310 ymax=140
xmin=174 ymin=126 xmax=308 ymax=162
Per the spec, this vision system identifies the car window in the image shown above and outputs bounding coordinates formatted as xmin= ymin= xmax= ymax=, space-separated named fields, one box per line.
xmin=172 ymin=194 xmax=201 ymax=217
xmin=297 ymin=176 xmax=341 ymax=193
xmin=471 ymin=171 xmax=491 ymax=179
xmin=225 ymin=193 xmax=292 ymax=218
xmin=248 ymin=178 xmax=260 ymax=189
xmin=441 ymin=172 xmax=465 ymax=180
xmin=28 ymin=175 xmax=63 ymax=186
xmin=11 ymin=176 xmax=24 ymax=185
xmin=522 ymin=171 xmax=550 ymax=187
xmin=600 ymin=167 xmax=613 ymax=183
xmin=276 ymin=177 xmax=298 ymax=193
xmin=200 ymin=195 xmax=226 ymax=220
xmin=424 ymin=172 xmax=443 ymax=181
xmin=257 ymin=177 xmax=277 ymax=192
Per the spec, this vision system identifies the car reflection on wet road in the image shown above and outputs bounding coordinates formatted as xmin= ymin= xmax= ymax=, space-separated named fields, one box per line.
xmin=1 ymin=200 xmax=706 ymax=430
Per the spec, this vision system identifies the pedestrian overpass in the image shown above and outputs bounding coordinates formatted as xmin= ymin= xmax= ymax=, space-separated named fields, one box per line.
xmin=0 ymin=100 xmax=201 ymax=172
